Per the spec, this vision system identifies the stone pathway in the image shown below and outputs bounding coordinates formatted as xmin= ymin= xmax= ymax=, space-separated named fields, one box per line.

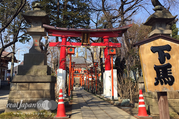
xmin=71 ymin=88 xmax=137 ymax=119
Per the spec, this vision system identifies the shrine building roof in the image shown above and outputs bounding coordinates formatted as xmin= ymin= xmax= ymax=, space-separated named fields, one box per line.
xmin=66 ymin=56 xmax=91 ymax=68
xmin=1 ymin=51 xmax=18 ymax=62
xmin=133 ymin=34 xmax=179 ymax=47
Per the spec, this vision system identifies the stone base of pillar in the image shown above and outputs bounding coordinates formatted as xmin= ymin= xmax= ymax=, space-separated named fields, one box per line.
xmin=103 ymin=70 xmax=118 ymax=100
xmin=5 ymin=53 xmax=56 ymax=112
xmin=56 ymin=69 xmax=66 ymax=96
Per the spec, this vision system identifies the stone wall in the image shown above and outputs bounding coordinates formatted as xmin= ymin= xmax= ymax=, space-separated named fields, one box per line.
xmin=144 ymin=91 xmax=179 ymax=115
xmin=138 ymin=77 xmax=179 ymax=115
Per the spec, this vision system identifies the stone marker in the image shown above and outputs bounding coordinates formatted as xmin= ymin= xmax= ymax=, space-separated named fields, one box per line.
xmin=5 ymin=3 xmax=56 ymax=112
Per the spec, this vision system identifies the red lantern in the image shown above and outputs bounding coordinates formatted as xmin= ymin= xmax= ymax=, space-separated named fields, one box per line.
xmin=94 ymin=62 xmax=98 ymax=67
xmin=109 ymin=48 xmax=116 ymax=55
xmin=67 ymin=47 xmax=75 ymax=54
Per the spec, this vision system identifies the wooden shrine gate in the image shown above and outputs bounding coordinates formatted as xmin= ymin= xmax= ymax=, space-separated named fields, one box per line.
xmin=43 ymin=24 xmax=132 ymax=98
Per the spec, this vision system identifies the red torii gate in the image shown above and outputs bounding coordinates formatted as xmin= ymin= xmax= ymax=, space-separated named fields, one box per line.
xmin=43 ymin=24 xmax=132 ymax=95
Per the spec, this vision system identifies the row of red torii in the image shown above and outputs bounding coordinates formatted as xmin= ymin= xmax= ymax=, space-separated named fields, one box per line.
xmin=43 ymin=24 xmax=132 ymax=100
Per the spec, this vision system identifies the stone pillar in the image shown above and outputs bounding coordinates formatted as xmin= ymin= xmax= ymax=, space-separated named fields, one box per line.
xmin=5 ymin=3 xmax=56 ymax=112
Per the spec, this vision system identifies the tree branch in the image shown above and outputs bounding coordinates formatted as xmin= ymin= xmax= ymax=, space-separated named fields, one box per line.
xmin=0 ymin=33 xmax=4 ymax=47
xmin=0 ymin=0 xmax=26 ymax=33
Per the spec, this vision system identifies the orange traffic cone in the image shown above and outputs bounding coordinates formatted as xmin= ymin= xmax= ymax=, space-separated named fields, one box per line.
xmin=54 ymin=89 xmax=68 ymax=119
xmin=134 ymin=89 xmax=152 ymax=119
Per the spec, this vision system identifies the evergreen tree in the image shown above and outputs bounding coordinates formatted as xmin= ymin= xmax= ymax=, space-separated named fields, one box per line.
xmin=172 ymin=23 xmax=179 ymax=40
xmin=32 ymin=0 xmax=90 ymax=28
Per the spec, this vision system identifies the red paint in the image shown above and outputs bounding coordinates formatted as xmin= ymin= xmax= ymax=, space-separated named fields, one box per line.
xmin=90 ymin=67 xmax=93 ymax=91
xmin=35 ymin=40 xmax=38 ymax=42
xmin=137 ymin=90 xmax=149 ymax=117
xmin=71 ymin=62 xmax=75 ymax=90
xmin=68 ymin=54 xmax=71 ymax=96
xmin=44 ymin=24 xmax=133 ymax=38
xmin=71 ymin=67 xmax=74 ymax=90
xmin=59 ymin=36 xmax=67 ymax=70
xmin=48 ymin=30 xmax=123 ymax=37
xmin=67 ymin=47 xmax=75 ymax=54
xmin=95 ymin=67 xmax=97 ymax=92
xmin=109 ymin=48 xmax=116 ymax=55
xmin=49 ymin=42 xmax=121 ymax=47
xmin=56 ymin=89 xmax=67 ymax=118
xmin=87 ymin=70 xmax=89 ymax=90
xmin=111 ymin=56 xmax=114 ymax=100
xmin=80 ymin=76 xmax=82 ymax=86
xmin=104 ymin=36 xmax=111 ymax=71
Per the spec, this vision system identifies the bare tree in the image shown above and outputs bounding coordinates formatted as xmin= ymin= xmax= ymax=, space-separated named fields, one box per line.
xmin=159 ymin=0 xmax=179 ymax=10
xmin=89 ymin=0 xmax=152 ymax=100
xmin=0 ymin=0 xmax=27 ymax=63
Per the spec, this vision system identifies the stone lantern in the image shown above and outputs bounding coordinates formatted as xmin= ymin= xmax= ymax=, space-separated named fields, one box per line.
xmin=144 ymin=5 xmax=176 ymax=37
xmin=5 ymin=3 xmax=56 ymax=113
xmin=22 ymin=3 xmax=50 ymax=53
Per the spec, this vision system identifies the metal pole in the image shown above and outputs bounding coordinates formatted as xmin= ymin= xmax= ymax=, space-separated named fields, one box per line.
xmin=86 ymin=72 xmax=87 ymax=89
xmin=95 ymin=67 xmax=97 ymax=93
xmin=68 ymin=54 xmax=71 ymax=97
xmin=88 ymin=70 xmax=89 ymax=91
xmin=71 ymin=67 xmax=74 ymax=90
xmin=80 ymin=75 xmax=82 ymax=86
xmin=111 ymin=55 xmax=114 ymax=101
xmin=82 ymin=76 xmax=84 ymax=86
xmin=91 ymin=70 xmax=93 ymax=93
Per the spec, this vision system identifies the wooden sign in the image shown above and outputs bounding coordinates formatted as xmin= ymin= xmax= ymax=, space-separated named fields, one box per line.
xmin=67 ymin=47 xmax=75 ymax=54
xmin=81 ymin=32 xmax=90 ymax=45
xmin=109 ymin=48 xmax=116 ymax=55
xmin=134 ymin=35 xmax=179 ymax=92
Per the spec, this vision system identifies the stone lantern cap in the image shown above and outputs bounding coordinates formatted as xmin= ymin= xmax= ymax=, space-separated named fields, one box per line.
xmin=144 ymin=5 xmax=176 ymax=26
xmin=22 ymin=3 xmax=50 ymax=24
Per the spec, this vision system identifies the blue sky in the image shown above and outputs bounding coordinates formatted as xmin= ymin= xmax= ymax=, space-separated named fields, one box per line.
xmin=8 ymin=0 xmax=179 ymax=69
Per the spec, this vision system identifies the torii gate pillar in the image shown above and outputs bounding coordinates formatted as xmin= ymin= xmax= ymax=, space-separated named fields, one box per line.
xmin=103 ymin=36 xmax=111 ymax=97
xmin=103 ymin=36 xmax=118 ymax=99
xmin=57 ymin=36 xmax=67 ymax=95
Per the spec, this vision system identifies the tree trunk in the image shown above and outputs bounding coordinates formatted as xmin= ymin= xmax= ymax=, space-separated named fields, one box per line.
xmin=10 ymin=43 xmax=15 ymax=82
xmin=130 ymin=81 xmax=133 ymax=103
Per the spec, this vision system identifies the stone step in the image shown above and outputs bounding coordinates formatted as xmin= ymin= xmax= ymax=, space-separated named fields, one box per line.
xmin=18 ymin=65 xmax=51 ymax=75
xmin=24 ymin=53 xmax=47 ymax=66
xmin=12 ymin=75 xmax=56 ymax=83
